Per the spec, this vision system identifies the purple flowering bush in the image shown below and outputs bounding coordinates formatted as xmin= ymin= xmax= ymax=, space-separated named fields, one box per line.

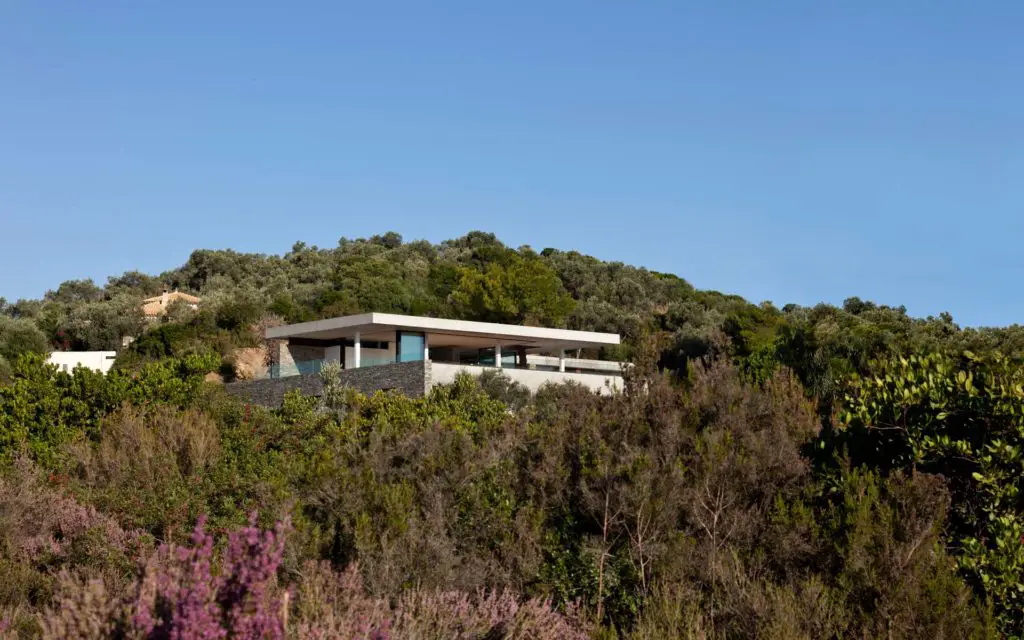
xmin=37 ymin=515 xmax=587 ymax=639
xmin=0 ymin=459 xmax=142 ymax=563
xmin=0 ymin=459 xmax=148 ymax=634
xmin=41 ymin=514 xmax=288 ymax=639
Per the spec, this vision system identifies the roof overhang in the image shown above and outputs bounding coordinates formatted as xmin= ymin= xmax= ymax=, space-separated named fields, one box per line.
xmin=266 ymin=313 xmax=620 ymax=352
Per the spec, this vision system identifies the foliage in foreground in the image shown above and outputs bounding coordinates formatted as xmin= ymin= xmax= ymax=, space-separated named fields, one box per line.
xmin=842 ymin=352 xmax=1024 ymax=633
xmin=0 ymin=347 xmax=1012 ymax=638
xmin=27 ymin=514 xmax=584 ymax=640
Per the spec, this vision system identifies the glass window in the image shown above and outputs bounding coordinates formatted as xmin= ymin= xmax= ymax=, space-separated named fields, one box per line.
xmin=477 ymin=348 xmax=516 ymax=367
xmin=397 ymin=332 xmax=425 ymax=362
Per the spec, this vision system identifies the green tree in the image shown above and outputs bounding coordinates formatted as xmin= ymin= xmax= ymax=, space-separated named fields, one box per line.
xmin=0 ymin=352 xmax=218 ymax=465
xmin=0 ymin=316 xmax=49 ymax=378
xmin=841 ymin=352 xmax=1024 ymax=634
xmin=452 ymin=256 xmax=575 ymax=326
xmin=44 ymin=278 xmax=104 ymax=305
xmin=57 ymin=297 xmax=144 ymax=351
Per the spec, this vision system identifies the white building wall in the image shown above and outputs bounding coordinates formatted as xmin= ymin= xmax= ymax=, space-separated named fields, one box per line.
xmin=48 ymin=351 xmax=118 ymax=375
xmin=325 ymin=345 xmax=342 ymax=364
xmin=429 ymin=362 xmax=621 ymax=395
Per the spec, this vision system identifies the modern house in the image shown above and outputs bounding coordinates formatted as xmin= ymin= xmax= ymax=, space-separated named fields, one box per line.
xmin=226 ymin=313 xmax=623 ymax=406
xmin=48 ymin=351 xmax=118 ymax=374
xmin=142 ymin=289 xmax=201 ymax=319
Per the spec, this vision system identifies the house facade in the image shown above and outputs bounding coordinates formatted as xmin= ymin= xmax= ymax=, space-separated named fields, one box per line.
xmin=226 ymin=313 xmax=623 ymax=406
xmin=48 ymin=351 xmax=118 ymax=374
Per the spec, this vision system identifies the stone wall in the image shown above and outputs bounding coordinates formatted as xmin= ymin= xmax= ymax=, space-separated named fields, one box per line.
xmin=225 ymin=360 xmax=428 ymax=407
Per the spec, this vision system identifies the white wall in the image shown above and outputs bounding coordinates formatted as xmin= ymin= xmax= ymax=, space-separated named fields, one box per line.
xmin=429 ymin=362 xmax=621 ymax=395
xmin=48 ymin=351 xmax=118 ymax=375
xmin=325 ymin=345 xmax=342 ymax=364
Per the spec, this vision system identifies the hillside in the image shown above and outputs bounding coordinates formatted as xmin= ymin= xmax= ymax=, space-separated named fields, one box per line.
xmin=3 ymin=230 xmax=1024 ymax=386
xmin=0 ymin=231 xmax=1021 ymax=637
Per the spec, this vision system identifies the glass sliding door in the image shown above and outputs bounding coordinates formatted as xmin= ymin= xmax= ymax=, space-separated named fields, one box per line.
xmin=397 ymin=331 xmax=426 ymax=362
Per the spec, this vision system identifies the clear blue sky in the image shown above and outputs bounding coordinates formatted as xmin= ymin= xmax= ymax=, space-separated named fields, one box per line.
xmin=1 ymin=2 xmax=1021 ymax=327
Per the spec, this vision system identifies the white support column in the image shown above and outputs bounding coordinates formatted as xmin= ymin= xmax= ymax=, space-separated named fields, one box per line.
xmin=495 ymin=343 xmax=502 ymax=368
xmin=559 ymin=349 xmax=566 ymax=372
xmin=423 ymin=333 xmax=430 ymax=362
xmin=354 ymin=332 xmax=361 ymax=369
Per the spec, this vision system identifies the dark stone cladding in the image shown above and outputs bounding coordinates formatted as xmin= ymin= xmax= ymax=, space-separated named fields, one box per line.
xmin=225 ymin=360 xmax=428 ymax=407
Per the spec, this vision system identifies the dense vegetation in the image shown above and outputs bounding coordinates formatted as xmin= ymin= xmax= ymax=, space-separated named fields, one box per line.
xmin=0 ymin=231 xmax=1022 ymax=638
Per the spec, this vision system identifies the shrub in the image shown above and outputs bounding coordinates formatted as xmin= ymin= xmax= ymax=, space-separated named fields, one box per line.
xmin=476 ymin=370 xmax=531 ymax=412
xmin=841 ymin=352 xmax=1024 ymax=634
xmin=39 ymin=514 xmax=288 ymax=639
xmin=0 ymin=352 xmax=218 ymax=465
xmin=0 ymin=343 xmax=1005 ymax=635
xmin=0 ymin=316 xmax=49 ymax=365
xmin=67 ymin=405 xmax=221 ymax=538
xmin=0 ymin=458 xmax=147 ymax=628
xmin=628 ymin=470 xmax=994 ymax=639
xmin=0 ymin=460 xmax=141 ymax=566
xmin=215 ymin=299 xmax=264 ymax=332
xmin=37 ymin=516 xmax=586 ymax=639
xmin=292 ymin=561 xmax=588 ymax=640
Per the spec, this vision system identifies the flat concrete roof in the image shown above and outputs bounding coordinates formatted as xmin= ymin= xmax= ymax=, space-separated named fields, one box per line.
xmin=266 ymin=313 xmax=620 ymax=351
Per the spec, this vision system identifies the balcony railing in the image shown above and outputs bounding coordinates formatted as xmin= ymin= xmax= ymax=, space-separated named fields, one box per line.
xmin=268 ymin=355 xmax=405 ymax=379
xmin=269 ymin=359 xmax=326 ymax=379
